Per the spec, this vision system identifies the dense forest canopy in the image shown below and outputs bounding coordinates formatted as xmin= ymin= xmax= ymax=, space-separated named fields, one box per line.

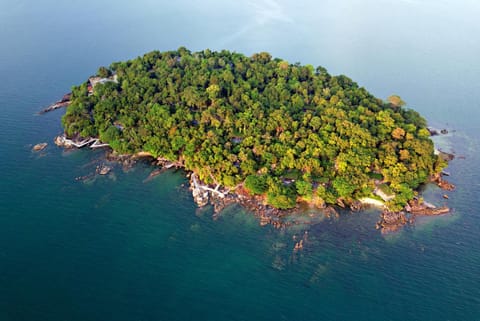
xmin=62 ymin=47 xmax=445 ymax=210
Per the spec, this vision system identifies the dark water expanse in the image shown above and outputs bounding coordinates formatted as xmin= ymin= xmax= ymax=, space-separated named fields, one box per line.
xmin=1 ymin=0 xmax=480 ymax=320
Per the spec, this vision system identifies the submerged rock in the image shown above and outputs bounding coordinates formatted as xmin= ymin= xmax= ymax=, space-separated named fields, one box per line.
xmin=324 ymin=206 xmax=339 ymax=219
xmin=97 ymin=165 xmax=112 ymax=175
xmin=294 ymin=239 xmax=304 ymax=251
xmin=32 ymin=143 xmax=47 ymax=151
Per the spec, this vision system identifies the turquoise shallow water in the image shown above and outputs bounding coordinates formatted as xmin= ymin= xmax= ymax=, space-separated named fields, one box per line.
xmin=1 ymin=1 xmax=480 ymax=320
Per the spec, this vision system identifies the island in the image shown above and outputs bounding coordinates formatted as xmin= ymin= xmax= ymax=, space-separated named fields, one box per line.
xmin=51 ymin=47 xmax=453 ymax=231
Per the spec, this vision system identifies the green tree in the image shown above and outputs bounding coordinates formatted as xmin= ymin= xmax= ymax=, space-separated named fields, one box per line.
xmin=244 ymin=175 xmax=267 ymax=195
xmin=97 ymin=66 xmax=112 ymax=78
xmin=61 ymin=47 xmax=444 ymax=209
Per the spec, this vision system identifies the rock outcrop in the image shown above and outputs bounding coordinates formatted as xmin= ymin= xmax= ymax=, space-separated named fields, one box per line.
xmin=376 ymin=211 xmax=408 ymax=233
xmin=431 ymin=173 xmax=455 ymax=191
xmin=406 ymin=199 xmax=450 ymax=215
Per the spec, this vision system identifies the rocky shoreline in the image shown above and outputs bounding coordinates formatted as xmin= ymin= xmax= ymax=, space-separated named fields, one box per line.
xmin=376 ymin=176 xmax=454 ymax=234
xmin=41 ymin=84 xmax=456 ymax=234
xmin=376 ymin=200 xmax=452 ymax=233
xmin=51 ymin=132 xmax=455 ymax=233
xmin=52 ymin=134 xmax=334 ymax=229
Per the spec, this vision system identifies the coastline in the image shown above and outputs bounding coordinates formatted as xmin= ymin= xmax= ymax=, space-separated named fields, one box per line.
xmin=43 ymin=48 xmax=459 ymax=235
xmin=53 ymin=133 xmax=455 ymax=233
xmin=47 ymin=67 xmax=456 ymax=233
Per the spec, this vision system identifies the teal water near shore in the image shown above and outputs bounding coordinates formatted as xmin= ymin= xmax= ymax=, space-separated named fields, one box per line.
xmin=1 ymin=1 xmax=480 ymax=320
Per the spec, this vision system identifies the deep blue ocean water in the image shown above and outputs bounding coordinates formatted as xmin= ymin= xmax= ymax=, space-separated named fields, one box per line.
xmin=1 ymin=1 xmax=480 ymax=320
